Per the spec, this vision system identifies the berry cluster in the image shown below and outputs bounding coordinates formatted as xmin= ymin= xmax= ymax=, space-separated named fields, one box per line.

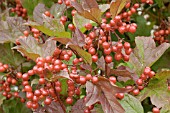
xmin=127 ymin=67 xmax=155 ymax=96
xmin=154 ymin=29 xmax=170 ymax=44
xmin=10 ymin=0 xmax=27 ymax=18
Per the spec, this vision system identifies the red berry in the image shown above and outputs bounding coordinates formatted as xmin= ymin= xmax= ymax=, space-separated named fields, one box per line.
xmin=85 ymin=23 xmax=92 ymax=30
xmin=109 ymin=76 xmax=116 ymax=84
xmin=115 ymin=93 xmax=124 ymax=100
xmin=136 ymin=79 xmax=143 ymax=86
xmin=92 ymin=55 xmax=98 ymax=62
xmin=44 ymin=97 xmax=52 ymax=105
xmin=105 ymin=55 xmax=113 ymax=63
xmin=24 ymin=85 xmax=32 ymax=92
xmin=92 ymin=76 xmax=98 ymax=84
xmin=44 ymin=11 xmax=51 ymax=17
xmin=66 ymin=97 xmax=73 ymax=104
xmin=152 ymin=107 xmax=160 ymax=113
xmin=132 ymin=89 xmax=140 ymax=96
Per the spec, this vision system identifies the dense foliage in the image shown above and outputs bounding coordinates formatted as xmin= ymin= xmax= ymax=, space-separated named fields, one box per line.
xmin=0 ymin=0 xmax=170 ymax=113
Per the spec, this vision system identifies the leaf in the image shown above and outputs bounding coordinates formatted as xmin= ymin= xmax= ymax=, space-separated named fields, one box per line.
xmin=119 ymin=94 xmax=144 ymax=113
xmin=13 ymin=36 xmax=56 ymax=61
xmin=0 ymin=43 xmax=25 ymax=68
xmin=129 ymin=36 xmax=170 ymax=75
xmin=33 ymin=3 xmax=47 ymax=24
xmin=0 ymin=17 xmax=30 ymax=43
xmin=155 ymin=0 xmax=164 ymax=8
xmin=25 ymin=21 xmax=70 ymax=37
xmin=68 ymin=28 xmax=86 ymax=47
xmin=70 ymin=45 xmax=92 ymax=64
xmin=73 ymin=13 xmax=91 ymax=33
xmin=0 ymin=95 xmax=6 ymax=106
xmin=86 ymin=77 xmax=131 ymax=113
xmin=71 ymin=99 xmax=86 ymax=113
xmin=99 ymin=4 xmax=110 ymax=13
xmin=2 ymin=98 xmax=31 ymax=113
xmin=51 ymin=70 xmax=71 ymax=81
xmin=71 ymin=0 xmax=102 ymax=24
xmin=44 ymin=101 xmax=65 ymax=113
xmin=50 ymin=3 xmax=66 ymax=18
xmin=137 ymin=70 xmax=170 ymax=108
xmin=20 ymin=0 xmax=39 ymax=18
xmin=31 ymin=79 xmax=39 ymax=86
xmin=96 ymin=56 xmax=105 ymax=70
xmin=160 ymin=104 xmax=170 ymax=113
xmin=110 ymin=0 xmax=130 ymax=19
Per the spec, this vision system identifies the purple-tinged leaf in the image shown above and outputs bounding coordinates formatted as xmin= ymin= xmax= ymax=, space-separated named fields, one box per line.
xmin=96 ymin=56 xmax=105 ymax=70
xmin=129 ymin=36 xmax=170 ymax=75
xmin=82 ymin=0 xmax=99 ymax=10
xmin=13 ymin=36 xmax=56 ymax=61
xmin=44 ymin=101 xmax=65 ymax=113
xmin=51 ymin=70 xmax=71 ymax=81
xmin=71 ymin=0 xmax=102 ymax=24
xmin=86 ymin=77 xmax=131 ymax=113
xmin=68 ymin=28 xmax=86 ymax=47
xmin=0 ymin=17 xmax=29 ymax=43
xmin=72 ymin=99 xmax=86 ymax=113
xmin=33 ymin=3 xmax=47 ymax=24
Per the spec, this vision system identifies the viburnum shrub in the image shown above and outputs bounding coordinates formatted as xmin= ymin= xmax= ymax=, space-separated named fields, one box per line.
xmin=0 ymin=0 xmax=170 ymax=113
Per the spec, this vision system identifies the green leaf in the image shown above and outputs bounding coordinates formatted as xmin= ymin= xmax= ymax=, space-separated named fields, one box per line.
xmin=0 ymin=43 xmax=25 ymax=68
xmin=0 ymin=17 xmax=30 ymax=43
xmin=0 ymin=95 xmax=6 ymax=106
xmin=119 ymin=94 xmax=144 ymax=113
xmin=21 ymin=0 xmax=54 ymax=18
xmin=127 ymin=15 xmax=155 ymax=41
xmin=129 ymin=36 xmax=170 ymax=75
xmin=13 ymin=36 xmax=56 ymax=61
xmin=110 ymin=0 xmax=130 ymax=19
xmin=73 ymin=13 xmax=91 ymax=33
xmin=2 ymin=98 xmax=31 ymax=113
xmin=161 ymin=104 xmax=170 ymax=113
xmin=59 ymin=78 xmax=68 ymax=96
xmin=137 ymin=70 xmax=170 ymax=108
xmin=152 ymin=48 xmax=170 ymax=71
xmin=20 ymin=0 xmax=39 ymax=18
xmin=155 ymin=0 xmax=164 ymax=8
xmin=70 ymin=45 xmax=92 ymax=64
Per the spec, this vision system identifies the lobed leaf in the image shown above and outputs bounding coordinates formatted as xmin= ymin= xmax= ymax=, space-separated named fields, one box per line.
xmin=86 ymin=77 xmax=131 ymax=113
xmin=129 ymin=36 xmax=170 ymax=75
xmin=0 ymin=17 xmax=29 ymax=43
xmin=13 ymin=36 xmax=56 ymax=61
xmin=71 ymin=0 xmax=102 ymax=24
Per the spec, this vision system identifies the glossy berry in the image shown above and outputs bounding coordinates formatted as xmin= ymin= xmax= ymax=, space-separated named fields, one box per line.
xmin=66 ymin=97 xmax=73 ymax=104
xmin=152 ymin=107 xmax=160 ymax=113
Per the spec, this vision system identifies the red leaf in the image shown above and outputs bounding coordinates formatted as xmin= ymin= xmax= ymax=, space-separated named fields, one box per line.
xmin=86 ymin=77 xmax=131 ymax=113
